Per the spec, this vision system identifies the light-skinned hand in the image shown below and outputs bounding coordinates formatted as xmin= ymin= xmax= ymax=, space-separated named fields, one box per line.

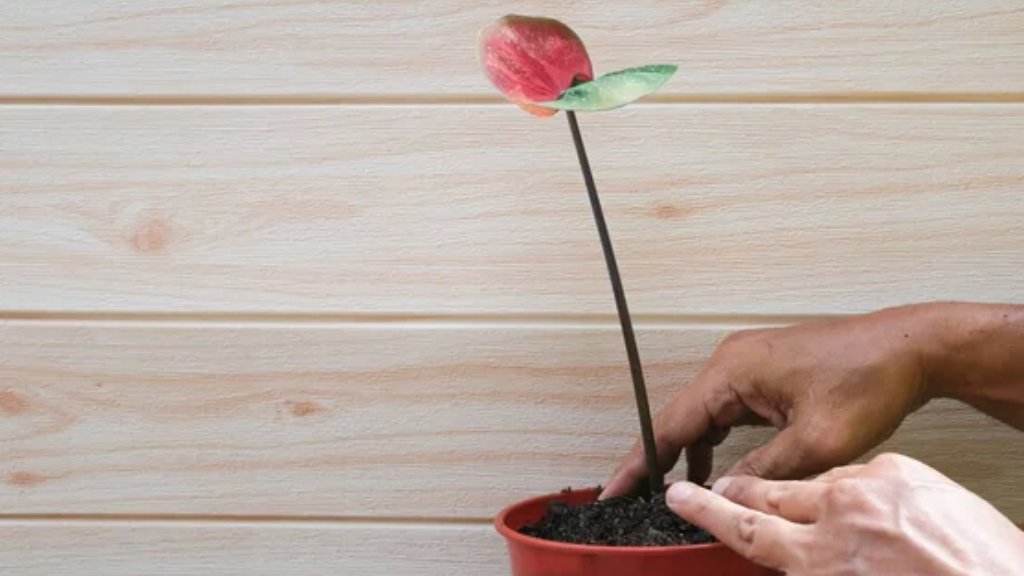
xmin=667 ymin=453 xmax=1024 ymax=575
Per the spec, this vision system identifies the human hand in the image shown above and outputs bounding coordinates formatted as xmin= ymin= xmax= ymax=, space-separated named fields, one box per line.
xmin=604 ymin=305 xmax=938 ymax=497
xmin=666 ymin=453 xmax=1024 ymax=575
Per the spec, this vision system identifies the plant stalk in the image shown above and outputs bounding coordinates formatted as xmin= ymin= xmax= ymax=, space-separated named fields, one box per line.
xmin=565 ymin=110 xmax=662 ymax=495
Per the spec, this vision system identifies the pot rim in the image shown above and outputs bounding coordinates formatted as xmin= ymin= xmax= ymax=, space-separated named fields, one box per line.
xmin=495 ymin=486 xmax=731 ymax=556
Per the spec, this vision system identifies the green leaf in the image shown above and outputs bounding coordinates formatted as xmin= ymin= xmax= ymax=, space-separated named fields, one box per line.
xmin=539 ymin=64 xmax=677 ymax=111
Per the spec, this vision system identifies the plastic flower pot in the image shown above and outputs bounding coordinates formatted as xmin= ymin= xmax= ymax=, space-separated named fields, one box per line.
xmin=496 ymin=487 xmax=778 ymax=576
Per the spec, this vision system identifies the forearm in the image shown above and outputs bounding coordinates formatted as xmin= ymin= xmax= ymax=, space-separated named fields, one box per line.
xmin=915 ymin=302 xmax=1024 ymax=429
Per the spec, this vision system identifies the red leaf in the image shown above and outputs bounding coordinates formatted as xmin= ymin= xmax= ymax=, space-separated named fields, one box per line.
xmin=480 ymin=15 xmax=594 ymax=112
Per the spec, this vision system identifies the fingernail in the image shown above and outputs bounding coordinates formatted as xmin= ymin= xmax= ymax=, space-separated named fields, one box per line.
xmin=711 ymin=476 xmax=733 ymax=495
xmin=666 ymin=481 xmax=695 ymax=506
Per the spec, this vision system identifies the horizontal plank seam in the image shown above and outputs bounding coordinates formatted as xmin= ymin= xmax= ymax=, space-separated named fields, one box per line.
xmin=1 ymin=515 xmax=1018 ymax=531
xmin=0 ymin=92 xmax=1023 ymax=106
xmin=0 ymin=514 xmax=491 ymax=528
xmin=0 ymin=311 xmax=840 ymax=329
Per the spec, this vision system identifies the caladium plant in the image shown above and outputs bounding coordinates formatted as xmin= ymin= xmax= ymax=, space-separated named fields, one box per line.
xmin=480 ymin=15 xmax=678 ymax=495
xmin=480 ymin=14 xmax=676 ymax=115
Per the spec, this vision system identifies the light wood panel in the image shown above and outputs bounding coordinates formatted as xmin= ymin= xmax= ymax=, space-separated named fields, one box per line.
xmin=2 ymin=105 xmax=1023 ymax=315
xmin=1 ymin=2 xmax=1022 ymax=98
xmin=0 ymin=520 xmax=503 ymax=576
xmin=2 ymin=320 xmax=1020 ymax=521
xmin=4 ymin=2 xmax=1020 ymax=574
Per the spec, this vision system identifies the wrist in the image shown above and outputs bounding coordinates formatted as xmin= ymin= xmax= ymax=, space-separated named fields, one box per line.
xmin=904 ymin=302 xmax=1024 ymax=404
xmin=909 ymin=302 xmax=968 ymax=401
xmin=865 ymin=301 xmax=990 ymax=402
xmin=874 ymin=302 xmax=957 ymax=402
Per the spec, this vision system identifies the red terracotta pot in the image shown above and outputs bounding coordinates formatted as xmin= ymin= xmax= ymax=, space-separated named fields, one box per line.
xmin=496 ymin=487 xmax=778 ymax=576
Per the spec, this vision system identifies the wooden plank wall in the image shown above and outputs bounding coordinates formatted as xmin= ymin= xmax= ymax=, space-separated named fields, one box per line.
xmin=1 ymin=2 xmax=1022 ymax=574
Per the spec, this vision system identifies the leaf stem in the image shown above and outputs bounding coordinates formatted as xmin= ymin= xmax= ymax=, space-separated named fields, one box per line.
xmin=565 ymin=110 xmax=662 ymax=495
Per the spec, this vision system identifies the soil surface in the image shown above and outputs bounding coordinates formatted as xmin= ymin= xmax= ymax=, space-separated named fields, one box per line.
xmin=519 ymin=490 xmax=715 ymax=547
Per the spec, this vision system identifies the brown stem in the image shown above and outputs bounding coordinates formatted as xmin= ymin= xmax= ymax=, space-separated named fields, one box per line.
xmin=565 ymin=110 xmax=662 ymax=495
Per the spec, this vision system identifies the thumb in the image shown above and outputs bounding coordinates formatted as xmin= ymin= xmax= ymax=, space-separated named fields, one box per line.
xmin=726 ymin=426 xmax=825 ymax=480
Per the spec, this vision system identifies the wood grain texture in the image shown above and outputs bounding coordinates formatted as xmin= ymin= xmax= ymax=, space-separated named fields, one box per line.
xmin=2 ymin=321 xmax=1021 ymax=521
xmin=1 ymin=1 xmax=1022 ymax=98
xmin=0 ymin=520 xmax=503 ymax=576
xmin=4 ymin=2 xmax=1021 ymax=573
xmin=2 ymin=105 xmax=1023 ymax=316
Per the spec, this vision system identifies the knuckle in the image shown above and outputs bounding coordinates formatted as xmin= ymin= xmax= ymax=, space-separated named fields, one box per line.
xmin=871 ymin=452 xmax=907 ymax=468
xmin=799 ymin=421 xmax=852 ymax=465
xmin=868 ymin=452 xmax=925 ymax=484
xmin=736 ymin=511 xmax=760 ymax=544
xmin=718 ymin=328 xmax=776 ymax=359
xmin=825 ymin=478 xmax=865 ymax=508
xmin=721 ymin=477 xmax=750 ymax=502
xmin=718 ymin=329 xmax=758 ymax=354
xmin=735 ymin=456 xmax=767 ymax=479
xmin=764 ymin=486 xmax=784 ymax=514
xmin=651 ymin=429 xmax=683 ymax=461
xmin=738 ymin=514 xmax=775 ymax=567
xmin=703 ymin=381 xmax=741 ymax=419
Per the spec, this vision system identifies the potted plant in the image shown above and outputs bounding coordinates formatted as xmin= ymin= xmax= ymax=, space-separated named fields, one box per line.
xmin=480 ymin=15 xmax=776 ymax=576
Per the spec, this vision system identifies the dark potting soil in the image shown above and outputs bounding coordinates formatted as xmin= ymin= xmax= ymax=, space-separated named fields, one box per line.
xmin=519 ymin=489 xmax=715 ymax=547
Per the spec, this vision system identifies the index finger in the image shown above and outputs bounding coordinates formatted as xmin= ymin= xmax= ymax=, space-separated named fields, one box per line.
xmin=667 ymin=481 xmax=808 ymax=571
xmin=601 ymin=384 xmax=711 ymax=498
